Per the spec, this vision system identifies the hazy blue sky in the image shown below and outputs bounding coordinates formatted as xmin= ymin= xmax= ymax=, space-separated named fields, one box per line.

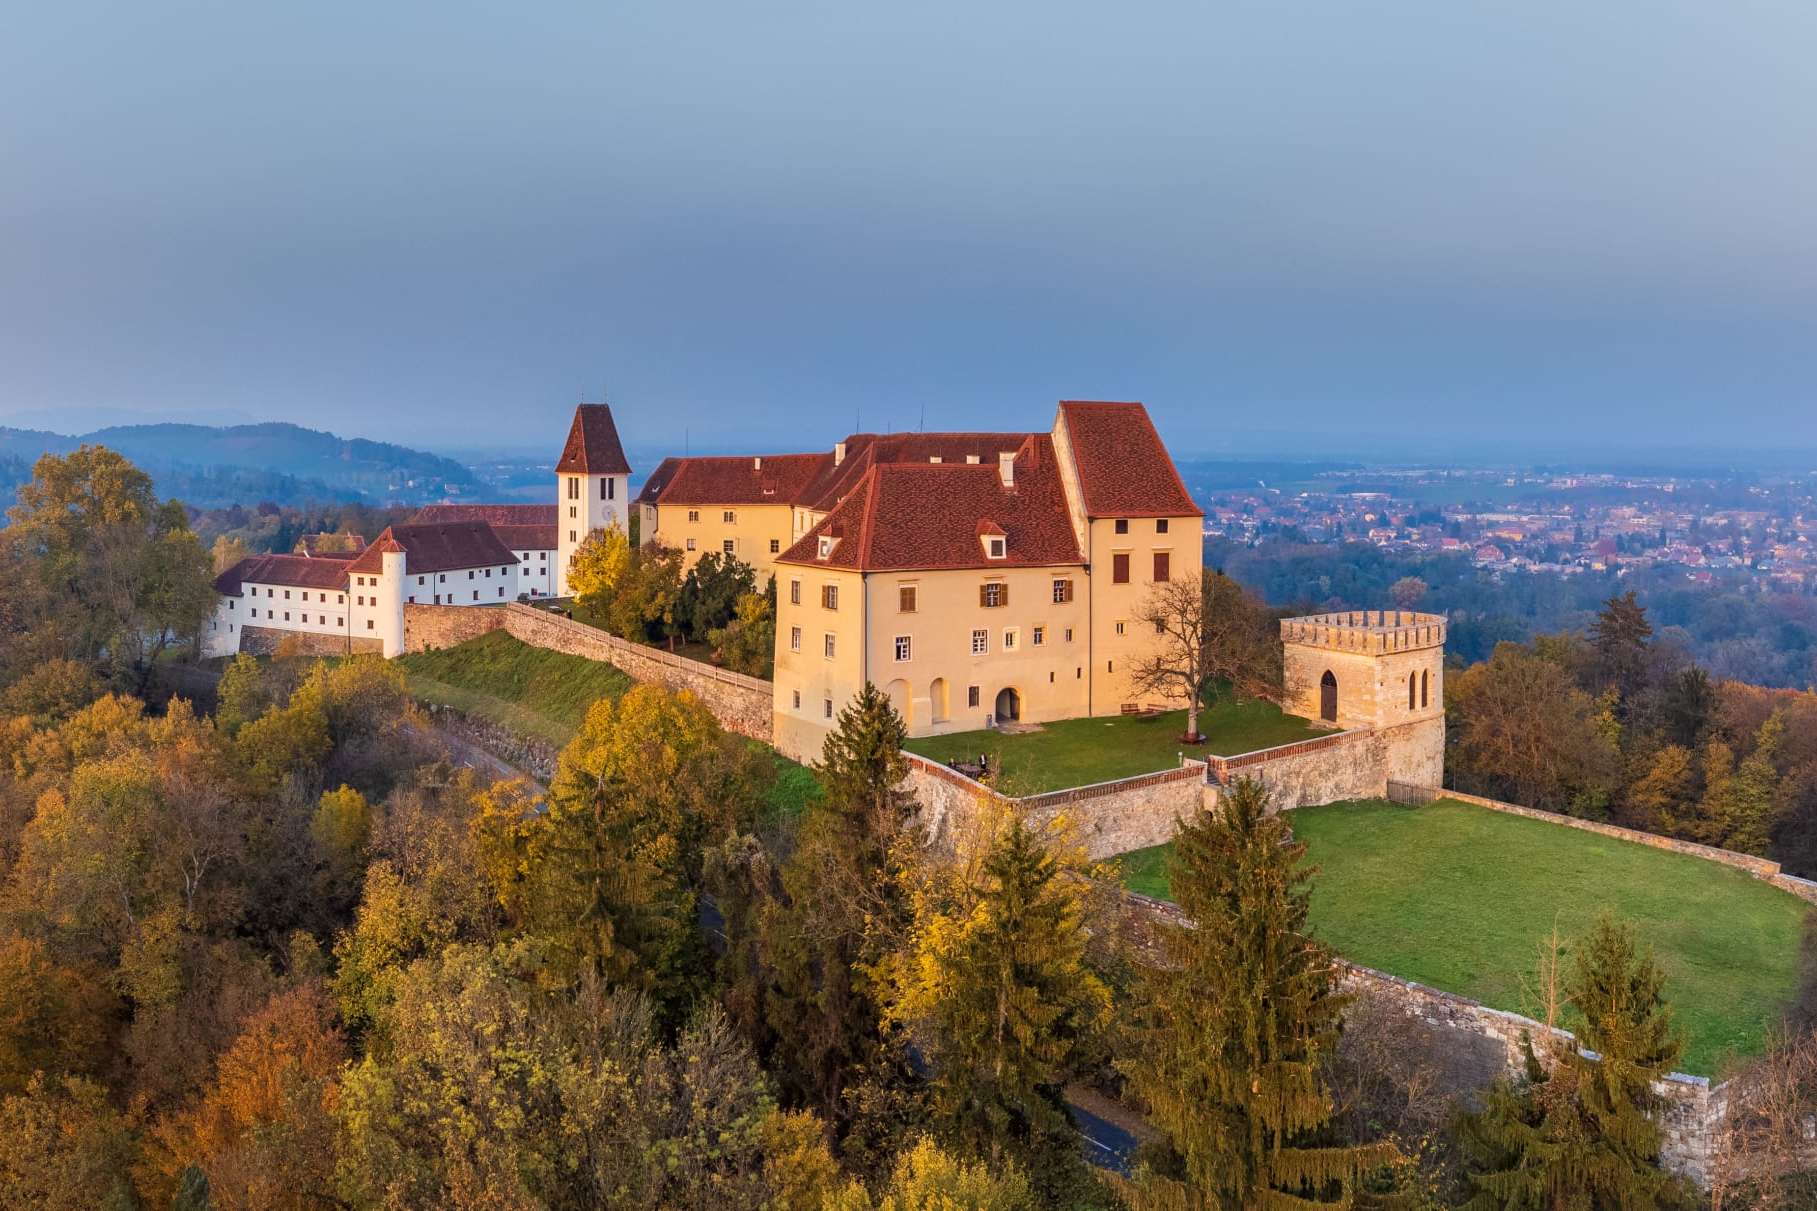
xmin=2 ymin=2 xmax=1813 ymax=459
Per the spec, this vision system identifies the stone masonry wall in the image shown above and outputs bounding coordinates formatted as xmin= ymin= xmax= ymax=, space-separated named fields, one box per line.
xmin=903 ymin=753 xmax=1207 ymax=860
xmin=1201 ymin=716 xmax=1443 ymax=813
xmin=402 ymin=602 xmax=509 ymax=652
xmin=239 ymin=624 xmax=382 ymax=658
xmin=498 ymin=605 xmax=774 ymax=743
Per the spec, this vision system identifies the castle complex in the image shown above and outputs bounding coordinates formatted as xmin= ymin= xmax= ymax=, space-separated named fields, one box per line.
xmin=204 ymin=399 xmax=1443 ymax=775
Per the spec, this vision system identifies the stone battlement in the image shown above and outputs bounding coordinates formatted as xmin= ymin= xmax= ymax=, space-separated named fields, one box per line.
xmin=1281 ymin=610 xmax=1446 ymax=654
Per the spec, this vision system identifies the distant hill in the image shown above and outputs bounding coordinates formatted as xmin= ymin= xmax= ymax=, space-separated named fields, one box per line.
xmin=0 ymin=421 xmax=482 ymax=510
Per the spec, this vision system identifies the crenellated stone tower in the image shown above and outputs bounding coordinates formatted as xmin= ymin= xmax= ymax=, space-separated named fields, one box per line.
xmin=1280 ymin=610 xmax=1447 ymax=789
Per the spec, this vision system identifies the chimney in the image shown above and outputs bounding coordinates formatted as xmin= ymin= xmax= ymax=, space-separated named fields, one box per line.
xmin=834 ymin=442 xmax=846 ymax=467
xmin=753 ymin=456 xmax=762 ymax=470
xmin=998 ymin=451 xmax=1015 ymax=487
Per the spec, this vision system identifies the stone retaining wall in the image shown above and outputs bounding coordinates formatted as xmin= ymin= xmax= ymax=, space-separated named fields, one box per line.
xmin=402 ymin=602 xmax=509 ymax=652
xmin=239 ymin=625 xmax=382 ymax=658
xmin=1387 ymin=782 xmax=1817 ymax=905
xmin=498 ymin=605 xmax=774 ymax=742
xmin=904 ymin=753 xmax=1207 ymax=859
xmin=1119 ymin=889 xmax=1726 ymax=1186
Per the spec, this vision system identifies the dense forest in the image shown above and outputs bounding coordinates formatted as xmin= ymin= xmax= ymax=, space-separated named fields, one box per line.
xmin=1212 ymin=538 xmax=1817 ymax=689
xmin=0 ymin=447 xmax=1813 ymax=1208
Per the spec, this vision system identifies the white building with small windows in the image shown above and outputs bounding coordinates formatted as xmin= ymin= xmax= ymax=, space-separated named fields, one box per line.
xmin=204 ymin=404 xmax=631 ymax=659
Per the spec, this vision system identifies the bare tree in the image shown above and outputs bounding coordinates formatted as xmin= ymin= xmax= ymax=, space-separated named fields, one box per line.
xmin=1708 ymin=1026 xmax=1817 ymax=1209
xmin=1130 ymin=569 xmax=1280 ymax=743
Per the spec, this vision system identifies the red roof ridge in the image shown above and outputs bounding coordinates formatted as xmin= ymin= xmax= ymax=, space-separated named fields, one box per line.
xmin=554 ymin=404 xmax=632 ymax=476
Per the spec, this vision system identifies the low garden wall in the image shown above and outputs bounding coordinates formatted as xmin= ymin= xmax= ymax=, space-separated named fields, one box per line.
xmin=240 ymin=624 xmax=382 ymax=658
xmin=1386 ymin=782 xmax=1817 ymax=907
xmin=1120 ymin=889 xmax=1727 ymax=1186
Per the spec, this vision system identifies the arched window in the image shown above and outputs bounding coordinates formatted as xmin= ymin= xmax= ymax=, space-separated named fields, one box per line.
xmin=1319 ymin=670 xmax=1337 ymax=723
xmin=1408 ymin=673 xmax=1417 ymax=710
xmin=1421 ymin=669 xmax=1430 ymax=709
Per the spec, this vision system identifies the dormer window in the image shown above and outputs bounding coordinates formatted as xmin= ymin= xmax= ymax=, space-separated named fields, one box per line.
xmin=817 ymin=535 xmax=836 ymax=560
xmin=986 ymin=536 xmax=1006 ymax=559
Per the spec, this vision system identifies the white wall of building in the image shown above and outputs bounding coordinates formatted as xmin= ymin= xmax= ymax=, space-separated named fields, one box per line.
xmin=556 ymin=472 xmax=629 ymax=596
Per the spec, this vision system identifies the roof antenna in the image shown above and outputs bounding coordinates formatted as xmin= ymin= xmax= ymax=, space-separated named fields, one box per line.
xmin=919 ymin=403 xmax=925 ymax=432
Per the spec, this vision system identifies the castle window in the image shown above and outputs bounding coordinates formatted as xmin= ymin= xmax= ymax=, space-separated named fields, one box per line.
xmin=723 ymin=510 xmax=736 ymax=524
xmin=283 ymin=612 xmax=290 ymax=621
xmin=1032 ymin=626 xmax=1044 ymax=646
xmin=821 ymin=584 xmax=838 ymax=610
xmin=824 ymin=698 xmax=834 ymax=719
xmin=1064 ymin=627 xmax=1074 ymax=642
xmin=770 ymin=539 xmax=780 ymax=554
xmin=968 ymin=685 xmax=980 ymax=707
xmin=687 ymin=538 xmax=696 ymax=551
xmin=1409 ymin=674 xmax=1417 ymax=710
xmin=1003 ymin=628 xmax=1018 ymax=651
xmin=793 ymin=690 xmax=801 ymax=709
xmin=569 ymin=530 xmax=577 ymax=543
xmin=971 ymin=629 xmax=989 ymax=655
xmin=723 ymin=540 xmax=735 ymax=554
xmin=790 ymin=627 xmax=801 ymax=652
xmin=1156 ymin=519 xmax=1169 ymax=534
xmin=569 ymin=506 xmax=577 ymax=519
xmin=568 ymin=477 xmax=580 ymax=500
xmin=688 ymin=510 xmax=700 ymax=523
xmin=824 ymin=633 xmax=836 ymax=659
xmin=1115 ymin=620 xmax=1126 ymax=636
xmin=979 ymin=582 xmax=1007 ymax=608
xmin=1112 ymin=554 xmax=1130 ymax=584
xmin=899 ymin=585 xmax=917 ymax=613
xmin=894 ymin=636 xmax=912 ymax=662
xmin=1422 ymin=669 xmax=1430 ymax=708
xmin=417 ymin=576 xmax=424 ymax=585
xmin=337 ymin=617 xmax=343 ymax=626
xmin=1153 ymin=552 xmax=1171 ymax=582
xmin=604 ymin=478 xmax=614 ymax=500
xmin=1052 ymin=579 xmax=1073 ymax=604
xmin=790 ymin=579 xmax=801 ymax=605
xmin=1114 ymin=519 xmax=1129 ymax=534
xmin=367 ymin=620 xmax=374 ymax=630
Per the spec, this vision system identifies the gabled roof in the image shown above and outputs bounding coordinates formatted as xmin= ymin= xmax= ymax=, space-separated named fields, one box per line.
xmin=777 ymin=435 xmax=1083 ymax=573
xmin=555 ymin=404 xmax=631 ymax=475
xmin=1057 ymin=401 xmax=1200 ymax=518
xmin=346 ymin=523 xmax=519 ymax=575
xmin=794 ymin=431 xmax=1036 ymax=513
xmin=412 ymin=504 xmax=558 ymax=526
xmin=214 ymin=553 xmax=355 ymax=595
xmin=635 ymin=452 xmax=830 ymax=507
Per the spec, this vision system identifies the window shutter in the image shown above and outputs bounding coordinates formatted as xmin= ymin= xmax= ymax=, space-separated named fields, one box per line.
xmin=1112 ymin=553 xmax=1130 ymax=583
xmin=1000 ymin=583 xmax=1008 ymax=607
xmin=1153 ymin=552 xmax=1170 ymax=582
xmin=979 ymin=584 xmax=988 ymax=607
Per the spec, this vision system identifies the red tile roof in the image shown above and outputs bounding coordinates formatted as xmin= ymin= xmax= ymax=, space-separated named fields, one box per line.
xmin=1057 ymin=401 xmax=1200 ymax=518
xmin=795 ymin=432 xmax=1034 ymax=513
xmin=346 ymin=523 xmax=519 ymax=575
xmin=214 ymin=553 xmax=355 ymax=595
xmin=554 ymin=404 xmax=631 ymax=475
xmin=412 ymin=504 xmax=558 ymax=526
xmin=490 ymin=523 xmax=559 ymax=551
xmin=778 ymin=435 xmax=1083 ymax=572
xmin=635 ymin=451 xmax=830 ymax=507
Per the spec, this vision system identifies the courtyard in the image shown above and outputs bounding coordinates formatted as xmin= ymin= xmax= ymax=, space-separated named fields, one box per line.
xmin=1116 ymin=797 xmax=1812 ymax=1076
xmin=903 ymin=689 xmax=1329 ymax=796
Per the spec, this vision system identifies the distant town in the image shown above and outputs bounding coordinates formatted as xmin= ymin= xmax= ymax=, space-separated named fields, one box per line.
xmin=1183 ymin=461 xmax=1817 ymax=596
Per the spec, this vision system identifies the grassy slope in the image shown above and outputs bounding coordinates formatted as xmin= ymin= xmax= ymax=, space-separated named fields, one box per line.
xmin=1117 ymin=798 xmax=1812 ymax=1076
xmin=397 ymin=630 xmax=818 ymax=821
xmin=903 ymin=690 xmax=1328 ymax=796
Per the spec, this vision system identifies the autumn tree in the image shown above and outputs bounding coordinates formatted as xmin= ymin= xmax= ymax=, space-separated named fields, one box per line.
xmin=566 ymin=519 xmax=631 ymax=608
xmin=0 ymin=1074 xmax=139 ymax=1211
xmin=1390 ymin=575 xmax=1429 ymax=610
xmin=710 ymin=590 xmax=776 ymax=678
xmin=1129 ymin=569 xmax=1280 ymax=743
xmin=883 ymin=819 xmax=1110 ymax=1197
xmin=3 ymin=445 xmax=215 ymax=692
xmin=474 ymin=684 xmax=769 ymax=1018
xmin=1121 ymin=778 xmax=1399 ymax=1206
xmin=825 ymin=1137 xmax=1037 ymax=1211
xmin=1447 ymin=641 xmax=1621 ymax=815
xmin=1456 ymin=916 xmax=1691 ymax=1209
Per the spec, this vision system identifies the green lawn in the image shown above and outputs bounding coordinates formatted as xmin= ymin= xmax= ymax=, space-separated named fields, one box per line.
xmin=1116 ymin=798 xmax=1813 ymax=1077
xmin=397 ymin=630 xmax=818 ymax=822
xmin=903 ymin=690 xmax=1329 ymax=796
xmin=398 ymin=630 xmax=635 ymax=746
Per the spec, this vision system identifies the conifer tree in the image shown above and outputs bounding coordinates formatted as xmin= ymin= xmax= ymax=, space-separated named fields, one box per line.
xmin=1121 ymin=777 xmax=1398 ymax=1206
xmin=764 ymin=683 xmax=921 ymax=1130
xmin=1724 ymin=713 xmax=1783 ymax=857
xmin=885 ymin=819 xmax=1110 ymax=1193
xmin=1591 ymin=591 xmax=1653 ymax=707
xmin=1456 ymin=916 xmax=1691 ymax=1210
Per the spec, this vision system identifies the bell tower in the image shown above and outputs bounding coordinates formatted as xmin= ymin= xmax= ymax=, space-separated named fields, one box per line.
xmin=554 ymin=402 xmax=632 ymax=597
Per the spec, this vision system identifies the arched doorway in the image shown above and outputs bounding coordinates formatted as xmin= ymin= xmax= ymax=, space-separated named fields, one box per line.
xmin=884 ymin=678 xmax=913 ymax=729
xmin=1319 ymin=670 xmax=1338 ymax=723
xmin=994 ymin=687 xmax=1020 ymax=724
xmin=929 ymin=677 xmax=949 ymax=724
